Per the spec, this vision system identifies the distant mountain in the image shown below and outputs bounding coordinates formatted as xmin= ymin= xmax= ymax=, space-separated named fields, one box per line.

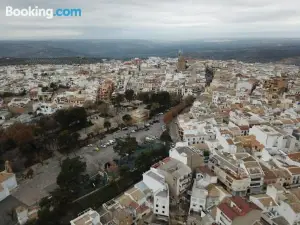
xmin=278 ymin=56 xmax=300 ymax=66
xmin=1 ymin=39 xmax=300 ymax=64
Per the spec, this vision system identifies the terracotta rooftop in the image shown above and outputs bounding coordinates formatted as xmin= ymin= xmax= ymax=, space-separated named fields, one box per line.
xmin=287 ymin=167 xmax=300 ymax=175
xmin=0 ymin=172 xmax=14 ymax=183
xmin=218 ymin=196 xmax=260 ymax=221
xmin=288 ymin=152 xmax=300 ymax=163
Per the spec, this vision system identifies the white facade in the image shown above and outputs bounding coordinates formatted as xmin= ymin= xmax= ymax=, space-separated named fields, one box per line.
xmin=143 ymin=169 xmax=166 ymax=193
xmin=189 ymin=179 xmax=208 ymax=213
xmin=70 ymin=209 xmax=101 ymax=225
xmin=236 ymin=79 xmax=252 ymax=97
xmin=0 ymin=172 xmax=17 ymax=202
xmin=154 ymin=187 xmax=169 ymax=217
xmin=249 ymin=125 xmax=296 ymax=152
xmin=177 ymin=116 xmax=216 ymax=146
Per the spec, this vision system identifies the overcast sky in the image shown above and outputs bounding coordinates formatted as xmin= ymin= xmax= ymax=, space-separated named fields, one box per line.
xmin=1 ymin=0 xmax=300 ymax=40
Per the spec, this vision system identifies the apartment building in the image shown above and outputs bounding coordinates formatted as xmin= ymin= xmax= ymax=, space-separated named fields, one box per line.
xmin=152 ymin=157 xmax=192 ymax=197
xmin=251 ymin=184 xmax=300 ymax=225
xmin=249 ymin=125 xmax=296 ymax=153
xmin=169 ymin=146 xmax=205 ymax=171
xmin=216 ymin=196 xmax=261 ymax=225
xmin=98 ymin=79 xmax=114 ymax=101
xmin=177 ymin=115 xmax=216 ymax=145
xmin=142 ymin=169 xmax=169 ymax=219
xmin=208 ymin=153 xmax=251 ymax=196
xmin=0 ymin=163 xmax=17 ymax=202
xmin=229 ymin=110 xmax=267 ymax=135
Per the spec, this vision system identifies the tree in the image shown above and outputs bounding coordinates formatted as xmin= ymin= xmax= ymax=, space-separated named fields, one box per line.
xmin=150 ymin=102 xmax=160 ymax=111
xmin=112 ymin=94 xmax=124 ymax=112
xmin=98 ymin=102 xmax=109 ymax=116
xmin=119 ymin=165 xmax=130 ymax=177
xmin=50 ymin=82 xmax=58 ymax=91
xmin=57 ymin=130 xmax=79 ymax=154
xmin=54 ymin=107 xmax=87 ymax=129
xmin=104 ymin=120 xmax=111 ymax=131
xmin=125 ymin=89 xmax=134 ymax=102
xmin=113 ymin=137 xmax=138 ymax=158
xmin=5 ymin=123 xmax=34 ymax=146
xmin=152 ymin=91 xmax=171 ymax=107
xmin=136 ymin=92 xmax=152 ymax=104
xmin=122 ymin=114 xmax=132 ymax=123
xmin=160 ymin=131 xmax=172 ymax=143
xmin=56 ymin=157 xmax=87 ymax=191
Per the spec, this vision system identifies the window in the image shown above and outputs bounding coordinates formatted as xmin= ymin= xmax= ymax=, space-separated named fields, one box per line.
xmin=162 ymin=206 xmax=165 ymax=208
xmin=156 ymin=209 xmax=158 ymax=212
xmin=156 ymin=204 xmax=158 ymax=207
xmin=162 ymin=211 xmax=165 ymax=214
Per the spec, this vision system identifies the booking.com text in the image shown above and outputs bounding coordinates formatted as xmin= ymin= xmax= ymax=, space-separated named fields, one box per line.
xmin=5 ymin=6 xmax=82 ymax=19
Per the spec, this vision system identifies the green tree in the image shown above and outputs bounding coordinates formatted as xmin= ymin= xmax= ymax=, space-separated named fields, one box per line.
xmin=54 ymin=107 xmax=87 ymax=129
xmin=113 ymin=137 xmax=138 ymax=158
xmin=125 ymin=89 xmax=134 ymax=102
xmin=122 ymin=114 xmax=132 ymax=123
xmin=104 ymin=120 xmax=111 ymax=131
xmin=56 ymin=157 xmax=87 ymax=192
xmin=112 ymin=93 xmax=124 ymax=112
xmin=160 ymin=130 xmax=172 ymax=143
xmin=136 ymin=92 xmax=152 ymax=104
xmin=119 ymin=165 xmax=130 ymax=177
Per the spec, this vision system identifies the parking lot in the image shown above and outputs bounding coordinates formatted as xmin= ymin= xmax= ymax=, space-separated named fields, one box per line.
xmin=78 ymin=115 xmax=165 ymax=174
xmin=12 ymin=114 xmax=165 ymax=206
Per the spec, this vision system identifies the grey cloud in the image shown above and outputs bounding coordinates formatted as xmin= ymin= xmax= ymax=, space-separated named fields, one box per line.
xmin=0 ymin=0 xmax=300 ymax=40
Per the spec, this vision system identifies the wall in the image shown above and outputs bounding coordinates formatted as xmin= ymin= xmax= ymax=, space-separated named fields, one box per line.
xmin=0 ymin=187 xmax=9 ymax=201
xmin=154 ymin=192 xmax=169 ymax=217
xmin=143 ymin=170 xmax=165 ymax=193
xmin=2 ymin=174 xmax=17 ymax=191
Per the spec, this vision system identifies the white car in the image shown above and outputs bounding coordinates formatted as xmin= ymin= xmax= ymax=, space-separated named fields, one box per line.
xmin=87 ymin=144 xmax=93 ymax=147
xmin=108 ymin=139 xmax=115 ymax=144
xmin=101 ymin=144 xmax=107 ymax=148
xmin=131 ymin=130 xmax=136 ymax=133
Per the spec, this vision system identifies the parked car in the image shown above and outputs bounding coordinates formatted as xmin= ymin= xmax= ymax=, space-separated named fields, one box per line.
xmin=122 ymin=127 xmax=128 ymax=131
xmin=131 ymin=130 xmax=136 ymax=133
xmin=145 ymin=123 xmax=150 ymax=127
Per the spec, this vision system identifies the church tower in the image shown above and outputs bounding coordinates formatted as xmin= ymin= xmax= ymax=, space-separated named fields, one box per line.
xmin=177 ymin=50 xmax=186 ymax=72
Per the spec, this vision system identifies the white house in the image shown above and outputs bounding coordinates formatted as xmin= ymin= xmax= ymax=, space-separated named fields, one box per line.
xmin=249 ymin=125 xmax=296 ymax=153
xmin=70 ymin=208 xmax=101 ymax=225
xmin=0 ymin=171 xmax=18 ymax=202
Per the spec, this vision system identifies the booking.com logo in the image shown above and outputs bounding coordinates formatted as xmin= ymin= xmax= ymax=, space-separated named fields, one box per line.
xmin=5 ymin=6 xmax=82 ymax=19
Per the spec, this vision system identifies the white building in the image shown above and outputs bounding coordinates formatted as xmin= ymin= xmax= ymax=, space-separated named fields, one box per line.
xmin=249 ymin=125 xmax=296 ymax=153
xmin=154 ymin=187 xmax=169 ymax=218
xmin=189 ymin=181 xmax=208 ymax=213
xmin=169 ymin=145 xmax=205 ymax=171
xmin=143 ymin=169 xmax=170 ymax=218
xmin=152 ymin=157 xmax=192 ymax=197
xmin=0 ymin=171 xmax=18 ymax=202
xmin=70 ymin=208 xmax=101 ymax=225
xmin=177 ymin=115 xmax=216 ymax=145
